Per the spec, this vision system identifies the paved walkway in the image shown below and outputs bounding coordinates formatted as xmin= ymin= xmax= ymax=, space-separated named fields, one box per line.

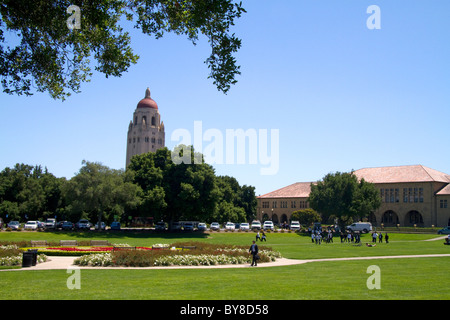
xmin=5 ymin=253 xmax=450 ymax=271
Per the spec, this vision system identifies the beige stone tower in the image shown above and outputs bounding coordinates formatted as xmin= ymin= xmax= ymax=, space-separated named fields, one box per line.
xmin=126 ymin=88 xmax=165 ymax=167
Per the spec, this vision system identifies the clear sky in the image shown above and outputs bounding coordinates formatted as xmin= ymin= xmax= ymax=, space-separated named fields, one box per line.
xmin=1 ymin=0 xmax=449 ymax=196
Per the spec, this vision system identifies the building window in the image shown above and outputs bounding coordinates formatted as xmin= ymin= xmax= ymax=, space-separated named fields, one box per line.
xmin=151 ymin=117 xmax=156 ymax=126
xmin=280 ymin=201 xmax=288 ymax=208
xmin=440 ymin=199 xmax=448 ymax=209
xmin=145 ymin=137 xmax=149 ymax=143
xmin=419 ymin=188 xmax=424 ymax=203
xmin=291 ymin=201 xmax=296 ymax=208
xmin=262 ymin=201 xmax=269 ymax=209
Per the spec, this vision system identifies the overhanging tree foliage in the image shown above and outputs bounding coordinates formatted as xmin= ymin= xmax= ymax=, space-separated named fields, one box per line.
xmin=0 ymin=0 xmax=246 ymax=100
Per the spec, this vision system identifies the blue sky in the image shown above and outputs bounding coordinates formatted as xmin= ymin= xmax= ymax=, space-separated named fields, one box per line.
xmin=1 ymin=0 xmax=450 ymax=196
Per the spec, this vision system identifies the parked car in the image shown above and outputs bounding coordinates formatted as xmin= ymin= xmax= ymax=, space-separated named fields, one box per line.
xmin=438 ymin=226 xmax=450 ymax=234
xmin=183 ymin=222 xmax=194 ymax=231
xmin=75 ymin=219 xmax=91 ymax=230
xmin=251 ymin=220 xmax=261 ymax=230
xmin=240 ymin=223 xmax=250 ymax=231
xmin=61 ymin=221 xmax=74 ymax=230
xmin=290 ymin=221 xmax=301 ymax=231
xmin=210 ymin=222 xmax=220 ymax=231
xmin=45 ymin=218 xmax=56 ymax=229
xmin=197 ymin=222 xmax=207 ymax=231
xmin=225 ymin=222 xmax=235 ymax=231
xmin=37 ymin=221 xmax=46 ymax=229
xmin=56 ymin=221 xmax=65 ymax=229
xmin=346 ymin=222 xmax=372 ymax=233
xmin=171 ymin=222 xmax=182 ymax=231
xmin=263 ymin=220 xmax=274 ymax=231
xmin=155 ymin=221 xmax=166 ymax=231
xmin=7 ymin=221 xmax=20 ymax=230
xmin=95 ymin=222 xmax=106 ymax=230
xmin=110 ymin=221 xmax=121 ymax=230
xmin=24 ymin=221 xmax=38 ymax=230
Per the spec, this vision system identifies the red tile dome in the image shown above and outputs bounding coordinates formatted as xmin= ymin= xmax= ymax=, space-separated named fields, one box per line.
xmin=137 ymin=88 xmax=158 ymax=109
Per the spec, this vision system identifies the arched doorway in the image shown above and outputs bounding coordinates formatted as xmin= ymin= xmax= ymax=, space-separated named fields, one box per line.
xmin=272 ymin=214 xmax=279 ymax=224
xmin=381 ymin=210 xmax=399 ymax=227
xmin=368 ymin=212 xmax=377 ymax=226
xmin=405 ymin=210 xmax=423 ymax=227
xmin=281 ymin=214 xmax=288 ymax=224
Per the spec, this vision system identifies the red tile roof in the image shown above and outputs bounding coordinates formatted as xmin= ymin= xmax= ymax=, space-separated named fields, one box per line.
xmin=353 ymin=165 xmax=450 ymax=184
xmin=437 ymin=184 xmax=450 ymax=195
xmin=258 ymin=182 xmax=313 ymax=199
xmin=258 ymin=165 xmax=450 ymax=199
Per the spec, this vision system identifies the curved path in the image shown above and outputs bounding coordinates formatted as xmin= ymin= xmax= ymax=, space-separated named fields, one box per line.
xmin=5 ymin=253 xmax=450 ymax=271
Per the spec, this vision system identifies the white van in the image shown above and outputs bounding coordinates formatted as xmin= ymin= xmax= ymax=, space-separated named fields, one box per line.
xmin=251 ymin=220 xmax=261 ymax=230
xmin=290 ymin=221 xmax=301 ymax=231
xmin=346 ymin=222 xmax=372 ymax=233
xmin=263 ymin=221 xmax=274 ymax=231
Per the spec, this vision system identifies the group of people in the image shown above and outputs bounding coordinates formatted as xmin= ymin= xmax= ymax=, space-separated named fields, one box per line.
xmin=370 ymin=231 xmax=389 ymax=243
xmin=309 ymin=228 xmax=390 ymax=245
xmin=311 ymin=229 xmax=334 ymax=244
xmin=255 ymin=231 xmax=267 ymax=242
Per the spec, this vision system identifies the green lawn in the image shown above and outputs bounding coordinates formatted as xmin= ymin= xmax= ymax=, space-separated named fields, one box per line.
xmin=0 ymin=230 xmax=449 ymax=300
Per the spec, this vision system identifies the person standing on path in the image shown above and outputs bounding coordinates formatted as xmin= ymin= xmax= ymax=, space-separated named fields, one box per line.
xmin=249 ymin=240 xmax=259 ymax=267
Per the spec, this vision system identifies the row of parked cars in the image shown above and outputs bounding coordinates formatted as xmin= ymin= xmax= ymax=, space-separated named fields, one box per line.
xmin=3 ymin=218 xmax=121 ymax=231
xmin=201 ymin=220 xmax=301 ymax=232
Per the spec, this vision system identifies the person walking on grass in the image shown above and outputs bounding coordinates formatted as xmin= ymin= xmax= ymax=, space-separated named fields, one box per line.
xmin=261 ymin=231 xmax=267 ymax=242
xmin=249 ymin=240 xmax=259 ymax=267
xmin=385 ymin=233 xmax=389 ymax=243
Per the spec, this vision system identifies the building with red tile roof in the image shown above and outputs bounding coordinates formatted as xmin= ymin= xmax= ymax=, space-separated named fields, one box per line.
xmin=257 ymin=165 xmax=450 ymax=227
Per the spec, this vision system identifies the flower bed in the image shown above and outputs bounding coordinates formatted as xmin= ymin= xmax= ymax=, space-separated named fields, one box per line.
xmin=73 ymin=242 xmax=282 ymax=267
xmin=1 ymin=244 xmax=48 ymax=266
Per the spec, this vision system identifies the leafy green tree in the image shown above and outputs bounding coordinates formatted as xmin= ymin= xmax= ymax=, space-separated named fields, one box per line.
xmin=291 ymin=208 xmax=321 ymax=227
xmin=0 ymin=0 xmax=246 ymax=100
xmin=0 ymin=164 xmax=64 ymax=221
xmin=129 ymin=145 xmax=220 ymax=226
xmin=62 ymin=161 xmax=142 ymax=225
xmin=215 ymin=175 xmax=256 ymax=222
xmin=308 ymin=171 xmax=381 ymax=226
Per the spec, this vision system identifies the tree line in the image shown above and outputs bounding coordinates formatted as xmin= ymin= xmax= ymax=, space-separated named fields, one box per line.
xmin=0 ymin=145 xmax=257 ymax=226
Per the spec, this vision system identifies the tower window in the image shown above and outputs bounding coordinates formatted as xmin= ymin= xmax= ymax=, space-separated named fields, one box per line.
xmin=151 ymin=117 xmax=156 ymax=126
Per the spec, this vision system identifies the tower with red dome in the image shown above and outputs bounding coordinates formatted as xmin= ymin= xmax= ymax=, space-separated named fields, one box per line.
xmin=126 ymin=88 xmax=165 ymax=167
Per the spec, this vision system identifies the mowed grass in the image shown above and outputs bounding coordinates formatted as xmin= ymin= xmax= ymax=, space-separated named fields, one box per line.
xmin=0 ymin=258 xmax=448 ymax=300
xmin=0 ymin=230 xmax=449 ymax=300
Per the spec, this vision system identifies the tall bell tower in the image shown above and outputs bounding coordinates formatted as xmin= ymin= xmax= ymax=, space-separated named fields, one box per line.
xmin=126 ymin=88 xmax=165 ymax=168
